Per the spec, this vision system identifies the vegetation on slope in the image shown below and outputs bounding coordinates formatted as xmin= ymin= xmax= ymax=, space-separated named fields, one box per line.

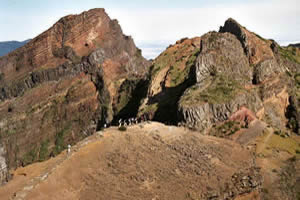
xmin=167 ymin=48 xmax=200 ymax=87
xmin=279 ymin=46 xmax=300 ymax=64
xmin=180 ymin=75 xmax=244 ymax=106
xmin=139 ymin=38 xmax=200 ymax=122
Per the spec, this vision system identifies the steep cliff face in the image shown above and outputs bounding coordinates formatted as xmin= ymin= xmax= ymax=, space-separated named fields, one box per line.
xmin=138 ymin=37 xmax=200 ymax=123
xmin=178 ymin=19 xmax=293 ymax=132
xmin=179 ymin=79 xmax=263 ymax=132
xmin=0 ymin=8 xmax=149 ymax=184
xmin=139 ymin=18 xmax=299 ymax=134
xmin=219 ymin=18 xmax=275 ymax=66
xmin=0 ymin=145 xmax=8 ymax=183
xmin=0 ymin=8 xmax=148 ymax=102
xmin=195 ymin=32 xmax=252 ymax=84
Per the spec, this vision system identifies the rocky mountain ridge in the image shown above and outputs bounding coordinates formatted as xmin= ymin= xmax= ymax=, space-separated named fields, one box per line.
xmin=0 ymin=8 xmax=149 ymax=184
xmin=139 ymin=18 xmax=299 ymax=134
xmin=0 ymin=8 xmax=299 ymax=200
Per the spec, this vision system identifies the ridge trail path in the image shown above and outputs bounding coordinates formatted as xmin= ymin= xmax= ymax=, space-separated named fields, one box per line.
xmin=0 ymin=122 xmax=259 ymax=200
xmin=1 ymin=132 xmax=104 ymax=200
xmin=236 ymin=119 xmax=267 ymax=146
xmin=255 ymin=127 xmax=273 ymax=154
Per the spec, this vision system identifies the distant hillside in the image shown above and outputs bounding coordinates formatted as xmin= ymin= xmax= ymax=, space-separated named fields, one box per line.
xmin=288 ymin=43 xmax=300 ymax=48
xmin=0 ymin=40 xmax=30 ymax=57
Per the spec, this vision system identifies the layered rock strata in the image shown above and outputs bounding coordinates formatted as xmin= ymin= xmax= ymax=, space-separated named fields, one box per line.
xmin=0 ymin=8 xmax=149 ymax=184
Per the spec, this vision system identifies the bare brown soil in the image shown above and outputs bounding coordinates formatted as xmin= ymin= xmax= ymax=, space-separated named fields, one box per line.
xmin=0 ymin=122 xmax=261 ymax=200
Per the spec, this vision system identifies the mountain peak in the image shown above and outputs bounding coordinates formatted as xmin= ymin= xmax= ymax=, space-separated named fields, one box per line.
xmin=219 ymin=17 xmax=275 ymax=65
xmin=0 ymin=8 xmax=149 ymax=185
xmin=219 ymin=18 xmax=244 ymax=35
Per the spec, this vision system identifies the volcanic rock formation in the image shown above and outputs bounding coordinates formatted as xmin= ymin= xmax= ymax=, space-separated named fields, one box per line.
xmin=139 ymin=18 xmax=299 ymax=134
xmin=0 ymin=8 xmax=149 ymax=184
xmin=0 ymin=10 xmax=299 ymax=200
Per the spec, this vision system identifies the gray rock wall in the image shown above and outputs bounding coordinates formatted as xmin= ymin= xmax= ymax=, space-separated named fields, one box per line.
xmin=0 ymin=144 xmax=8 ymax=185
xmin=179 ymin=91 xmax=263 ymax=132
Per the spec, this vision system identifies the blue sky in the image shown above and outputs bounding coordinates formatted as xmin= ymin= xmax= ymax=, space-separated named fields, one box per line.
xmin=1 ymin=0 xmax=299 ymax=58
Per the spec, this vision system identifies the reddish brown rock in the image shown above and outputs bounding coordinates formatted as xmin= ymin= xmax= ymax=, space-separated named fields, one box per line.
xmin=138 ymin=37 xmax=201 ymax=122
xmin=0 ymin=8 xmax=149 ymax=184
xmin=219 ymin=18 xmax=274 ymax=65
xmin=139 ymin=18 xmax=298 ymax=136
xmin=229 ymin=106 xmax=257 ymax=123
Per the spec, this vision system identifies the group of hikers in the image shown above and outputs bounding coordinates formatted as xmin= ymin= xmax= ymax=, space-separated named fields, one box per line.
xmin=103 ymin=114 xmax=150 ymax=129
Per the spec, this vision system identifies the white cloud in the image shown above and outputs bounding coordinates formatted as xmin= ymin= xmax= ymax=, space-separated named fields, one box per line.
xmin=105 ymin=0 xmax=300 ymax=58
xmin=1 ymin=0 xmax=299 ymax=59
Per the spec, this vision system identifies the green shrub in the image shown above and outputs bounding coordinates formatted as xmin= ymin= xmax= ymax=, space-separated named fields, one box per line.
xmin=279 ymin=47 xmax=300 ymax=64
xmin=261 ymin=188 xmax=269 ymax=194
xmin=52 ymin=123 xmax=72 ymax=156
xmin=23 ymin=147 xmax=38 ymax=165
xmin=0 ymin=72 xmax=4 ymax=81
xmin=295 ymin=74 xmax=300 ymax=86
xmin=39 ymin=140 xmax=49 ymax=161
xmin=118 ymin=126 xmax=127 ymax=131
xmin=180 ymin=75 xmax=243 ymax=105
xmin=211 ymin=121 xmax=241 ymax=137
xmin=289 ymin=156 xmax=296 ymax=162
xmin=53 ymin=131 xmax=65 ymax=155
xmin=274 ymin=130 xmax=281 ymax=135
xmin=288 ymin=117 xmax=298 ymax=132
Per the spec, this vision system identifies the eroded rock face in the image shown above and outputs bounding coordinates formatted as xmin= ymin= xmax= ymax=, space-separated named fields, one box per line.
xmin=252 ymin=59 xmax=284 ymax=84
xmin=0 ymin=8 xmax=149 ymax=184
xmin=196 ymin=32 xmax=251 ymax=84
xmin=0 ymin=145 xmax=8 ymax=184
xmin=138 ymin=37 xmax=201 ymax=123
xmin=179 ymin=89 xmax=263 ymax=132
xmin=286 ymin=96 xmax=300 ymax=134
xmin=219 ymin=18 xmax=287 ymax=83
xmin=139 ymin=18 xmax=298 ymax=133
xmin=178 ymin=19 xmax=298 ymax=132
xmin=219 ymin=18 xmax=275 ymax=65
xmin=0 ymin=8 xmax=148 ymax=102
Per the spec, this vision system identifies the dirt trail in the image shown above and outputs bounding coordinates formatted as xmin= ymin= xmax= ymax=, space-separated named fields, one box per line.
xmin=236 ymin=120 xmax=267 ymax=145
xmin=255 ymin=128 xmax=272 ymax=154
xmin=0 ymin=122 xmax=261 ymax=200
xmin=0 ymin=132 xmax=104 ymax=200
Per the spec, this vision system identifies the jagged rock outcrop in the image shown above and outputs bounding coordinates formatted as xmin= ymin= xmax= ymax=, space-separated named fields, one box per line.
xmin=0 ymin=8 xmax=149 ymax=184
xmin=179 ymin=87 xmax=263 ymax=132
xmin=138 ymin=37 xmax=200 ymax=123
xmin=219 ymin=18 xmax=275 ymax=65
xmin=139 ymin=18 xmax=298 ymax=133
xmin=195 ymin=31 xmax=252 ymax=84
xmin=178 ymin=19 xmax=293 ymax=131
xmin=0 ymin=12 xmax=299 ymax=190
xmin=286 ymin=95 xmax=300 ymax=134
xmin=0 ymin=145 xmax=8 ymax=183
xmin=252 ymin=58 xmax=284 ymax=84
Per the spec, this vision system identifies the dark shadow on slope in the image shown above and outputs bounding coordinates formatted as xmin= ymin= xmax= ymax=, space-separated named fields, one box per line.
xmin=148 ymin=65 xmax=197 ymax=125
xmin=111 ymin=78 xmax=150 ymax=125
xmin=285 ymin=95 xmax=300 ymax=135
